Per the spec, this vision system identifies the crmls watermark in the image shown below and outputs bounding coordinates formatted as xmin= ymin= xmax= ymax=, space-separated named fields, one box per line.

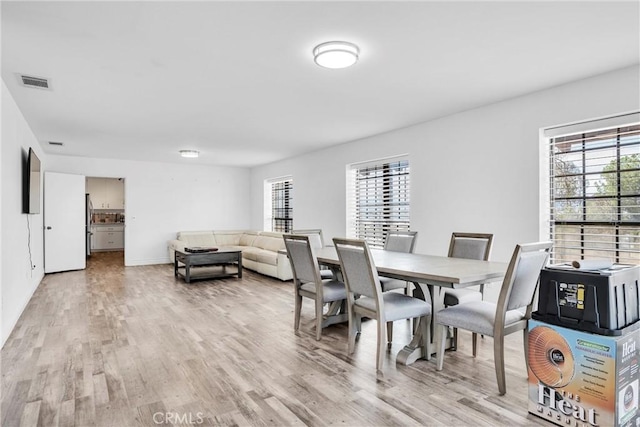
xmin=152 ymin=412 xmax=204 ymax=425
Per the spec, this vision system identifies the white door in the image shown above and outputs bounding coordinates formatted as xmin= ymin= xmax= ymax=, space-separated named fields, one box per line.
xmin=44 ymin=172 xmax=86 ymax=273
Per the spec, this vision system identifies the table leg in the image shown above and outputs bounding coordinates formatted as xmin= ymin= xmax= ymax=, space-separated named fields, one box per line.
xmin=185 ymin=259 xmax=191 ymax=283
xmin=237 ymin=254 xmax=243 ymax=278
xmin=396 ymin=282 xmax=447 ymax=365
xmin=321 ymin=300 xmax=349 ymax=328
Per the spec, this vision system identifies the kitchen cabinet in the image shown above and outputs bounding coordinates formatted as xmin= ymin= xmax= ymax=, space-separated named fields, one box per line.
xmin=87 ymin=177 xmax=124 ymax=209
xmin=91 ymin=225 xmax=124 ymax=250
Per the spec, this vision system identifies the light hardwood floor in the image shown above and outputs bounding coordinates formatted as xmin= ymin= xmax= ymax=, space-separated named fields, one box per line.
xmin=1 ymin=252 xmax=548 ymax=426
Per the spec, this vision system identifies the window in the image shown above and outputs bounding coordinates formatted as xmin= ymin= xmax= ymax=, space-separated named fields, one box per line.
xmin=347 ymin=156 xmax=410 ymax=248
xmin=264 ymin=177 xmax=293 ymax=233
xmin=548 ymin=118 xmax=640 ymax=264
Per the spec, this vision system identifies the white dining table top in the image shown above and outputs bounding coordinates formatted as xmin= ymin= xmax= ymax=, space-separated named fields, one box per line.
xmin=315 ymin=246 xmax=508 ymax=288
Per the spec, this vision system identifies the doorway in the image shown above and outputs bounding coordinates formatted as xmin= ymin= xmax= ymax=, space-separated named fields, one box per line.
xmin=86 ymin=177 xmax=125 ymax=266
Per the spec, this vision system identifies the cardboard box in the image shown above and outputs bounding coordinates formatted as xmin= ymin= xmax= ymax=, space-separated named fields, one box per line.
xmin=527 ymin=319 xmax=639 ymax=427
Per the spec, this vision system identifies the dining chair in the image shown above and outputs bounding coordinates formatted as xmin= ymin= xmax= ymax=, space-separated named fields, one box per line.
xmin=444 ymin=232 xmax=494 ymax=349
xmin=333 ymin=237 xmax=431 ymax=372
xmin=435 ymin=241 xmax=552 ymax=395
xmin=377 ymin=230 xmax=419 ymax=344
xmin=379 ymin=230 xmax=418 ymax=292
xmin=292 ymin=229 xmax=333 ymax=279
xmin=283 ymin=234 xmax=347 ymax=341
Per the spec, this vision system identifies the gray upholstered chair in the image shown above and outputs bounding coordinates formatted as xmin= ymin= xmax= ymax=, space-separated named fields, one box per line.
xmin=292 ymin=229 xmax=333 ymax=279
xmin=283 ymin=234 xmax=347 ymax=341
xmin=377 ymin=230 xmax=419 ymax=344
xmin=292 ymin=228 xmax=325 ymax=248
xmin=435 ymin=241 xmax=552 ymax=395
xmin=384 ymin=230 xmax=418 ymax=252
xmin=379 ymin=230 xmax=418 ymax=292
xmin=333 ymin=237 xmax=431 ymax=372
xmin=444 ymin=232 xmax=493 ymax=348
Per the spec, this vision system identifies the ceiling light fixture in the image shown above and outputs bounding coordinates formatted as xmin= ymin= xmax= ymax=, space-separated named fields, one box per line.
xmin=180 ymin=150 xmax=199 ymax=158
xmin=313 ymin=41 xmax=359 ymax=69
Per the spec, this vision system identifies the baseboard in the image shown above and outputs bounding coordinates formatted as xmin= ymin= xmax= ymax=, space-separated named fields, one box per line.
xmin=1 ymin=271 xmax=44 ymax=348
xmin=125 ymin=257 xmax=171 ymax=266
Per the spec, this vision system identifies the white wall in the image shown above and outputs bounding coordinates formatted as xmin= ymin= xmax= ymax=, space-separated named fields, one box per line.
xmin=250 ymin=65 xmax=640 ymax=263
xmin=1 ymin=80 xmax=46 ymax=346
xmin=3 ymin=65 xmax=638 ymax=347
xmin=46 ymin=155 xmax=251 ymax=266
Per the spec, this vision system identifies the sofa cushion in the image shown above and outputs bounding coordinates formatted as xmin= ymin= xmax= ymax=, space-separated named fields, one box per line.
xmin=253 ymin=235 xmax=285 ymax=252
xmin=242 ymin=247 xmax=261 ymax=262
xmin=177 ymin=231 xmax=217 ymax=247
xmin=214 ymin=231 xmax=244 ymax=246
xmin=239 ymin=232 xmax=258 ymax=247
xmin=255 ymin=250 xmax=278 ymax=266
xmin=242 ymin=246 xmax=278 ymax=265
xmin=243 ymin=247 xmax=277 ymax=266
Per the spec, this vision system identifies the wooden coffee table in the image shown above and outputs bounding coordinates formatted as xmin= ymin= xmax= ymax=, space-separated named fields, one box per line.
xmin=174 ymin=249 xmax=243 ymax=283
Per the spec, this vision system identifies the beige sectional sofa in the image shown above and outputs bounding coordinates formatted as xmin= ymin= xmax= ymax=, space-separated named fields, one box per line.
xmin=168 ymin=230 xmax=293 ymax=281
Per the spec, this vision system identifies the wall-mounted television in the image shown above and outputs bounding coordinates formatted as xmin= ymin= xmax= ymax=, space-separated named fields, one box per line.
xmin=23 ymin=147 xmax=41 ymax=214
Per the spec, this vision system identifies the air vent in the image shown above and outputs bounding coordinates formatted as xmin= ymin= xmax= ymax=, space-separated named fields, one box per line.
xmin=48 ymin=141 xmax=64 ymax=147
xmin=18 ymin=74 xmax=51 ymax=90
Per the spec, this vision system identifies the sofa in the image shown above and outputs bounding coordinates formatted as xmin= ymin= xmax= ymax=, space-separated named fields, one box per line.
xmin=168 ymin=230 xmax=293 ymax=281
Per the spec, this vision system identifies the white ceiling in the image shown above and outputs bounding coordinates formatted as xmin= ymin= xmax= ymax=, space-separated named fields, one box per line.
xmin=2 ymin=1 xmax=639 ymax=168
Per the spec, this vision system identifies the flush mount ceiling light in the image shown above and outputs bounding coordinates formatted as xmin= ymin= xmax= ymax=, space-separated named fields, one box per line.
xmin=179 ymin=150 xmax=199 ymax=158
xmin=313 ymin=41 xmax=359 ymax=69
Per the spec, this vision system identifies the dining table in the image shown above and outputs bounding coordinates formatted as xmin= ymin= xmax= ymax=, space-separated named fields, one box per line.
xmin=314 ymin=246 xmax=508 ymax=365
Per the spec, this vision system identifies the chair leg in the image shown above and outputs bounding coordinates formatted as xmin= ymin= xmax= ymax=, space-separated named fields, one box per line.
xmin=494 ymin=334 xmax=506 ymax=395
xmin=386 ymin=321 xmax=393 ymax=348
xmin=348 ymin=306 xmax=358 ymax=355
xmin=435 ymin=324 xmax=447 ymax=371
xmin=294 ymin=293 xmax=302 ymax=332
xmin=452 ymin=327 xmax=458 ymax=351
xmin=376 ymin=319 xmax=386 ymax=372
xmin=472 ymin=332 xmax=478 ymax=357
xmin=315 ymin=299 xmax=324 ymax=341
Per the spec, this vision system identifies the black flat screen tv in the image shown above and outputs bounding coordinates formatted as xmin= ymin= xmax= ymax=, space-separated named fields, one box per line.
xmin=23 ymin=147 xmax=41 ymax=214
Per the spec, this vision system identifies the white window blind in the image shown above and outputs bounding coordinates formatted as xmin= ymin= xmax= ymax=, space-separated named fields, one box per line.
xmin=347 ymin=157 xmax=410 ymax=248
xmin=264 ymin=177 xmax=293 ymax=233
xmin=549 ymin=121 xmax=640 ymax=264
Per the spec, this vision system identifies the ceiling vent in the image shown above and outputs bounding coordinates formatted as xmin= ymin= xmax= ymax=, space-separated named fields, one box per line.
xmin=18 ymin=74 xmax=51 ymax=90
xmin=48 ymin=141 xmax=64 ymax=147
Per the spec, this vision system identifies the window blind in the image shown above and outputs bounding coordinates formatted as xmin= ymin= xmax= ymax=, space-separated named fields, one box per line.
xmin=348 ymin=158 xmax=410 ymax=248
xmin=271 ymin=178 xmax=293 ymax=233
xmin=549 ymin=123 xmax=640 ymax=264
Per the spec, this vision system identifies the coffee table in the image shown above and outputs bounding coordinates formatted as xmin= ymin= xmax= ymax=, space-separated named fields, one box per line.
xmin=174 ymin=249 xmax=243 ymax=283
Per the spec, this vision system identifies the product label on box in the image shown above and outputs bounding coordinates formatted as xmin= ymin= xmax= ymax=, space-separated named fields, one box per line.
xmin=558 ymin=282 xmax=585 ymax=310
xmin=527 ymin=319 xmax=639 ymax=427
xmin=617 ymin=336 xmax=638 ymax=425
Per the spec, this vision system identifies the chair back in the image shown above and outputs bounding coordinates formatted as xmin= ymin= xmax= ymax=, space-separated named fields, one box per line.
xmin=497 ymin=242 xmax=552 ymax=317
xmin=333 ymin=238 xmax=381 ymax=301
xmin=384 ymin=231 xmax=418 ymax=253
xmin=292 ymin=229 xmax=324 ymax=249
xmin=283 ymin=234 xmax=321 ymax=285
xmin=448 ymin=232 xmax=493 ymax=261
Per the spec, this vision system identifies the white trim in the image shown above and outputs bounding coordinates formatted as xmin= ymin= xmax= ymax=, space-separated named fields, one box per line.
xmin=265 ymin=175 xmax=293 ymax=184
xmin=2 ymin=272 xmax=43 ymax=347
xmin=539 ymin=129 xmax=551 ymax=243
xmin=543 ymin=111 xmax=639 ymax=138
xmin=347 ymin=153 xmax=409 ymax=170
